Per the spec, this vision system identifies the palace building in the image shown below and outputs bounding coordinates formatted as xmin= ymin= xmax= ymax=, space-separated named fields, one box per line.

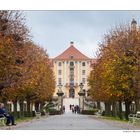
xmin=51 ymin=42 xmax=96 ymax=98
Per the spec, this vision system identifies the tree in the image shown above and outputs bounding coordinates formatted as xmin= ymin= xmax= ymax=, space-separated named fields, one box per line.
xmin=0 ymin=11 xmax=29 ymax=104
xmin=0 ymin=11 xmax=55 ymax=118
xmin=88 ymin=19 xmax=140 ymax=120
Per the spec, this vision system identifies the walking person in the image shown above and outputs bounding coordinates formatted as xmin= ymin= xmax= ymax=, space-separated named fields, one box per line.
xmin=74 ymin=106 xmax=77 ymax=114
xmin=0 ymin=103 xmax=16 ymax=126
xmin=72 ymin=106 xmax=74 ymax=113
xmin=69 ymin=104 xmax=71 ymax=110
xmin=76 ymin=105 xmax=78 ymax=113
xmin=77 ymin=105 xmax=80 ymax=113
xmin=63 ymin=106 xmax=65 ymax=113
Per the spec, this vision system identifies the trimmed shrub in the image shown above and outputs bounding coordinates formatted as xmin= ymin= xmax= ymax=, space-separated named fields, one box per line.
xmin=32 ymin=111 xmax=36 ymax=117
xmin=48 ymin=109 xmax=61 ymax=115
xmin=10 ymin=112 xmax=21 ymax=119
xmin=101 ymin=111 xmax=105 ymax=116
xmin=81 ymin=109 xmax=98 ymax=115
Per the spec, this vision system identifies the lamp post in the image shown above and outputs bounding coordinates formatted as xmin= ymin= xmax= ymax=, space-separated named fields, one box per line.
xmin=78 ymin=83 xmax=85 ymax=112
xmin=57 ymin=84 xmax=64 ymax=111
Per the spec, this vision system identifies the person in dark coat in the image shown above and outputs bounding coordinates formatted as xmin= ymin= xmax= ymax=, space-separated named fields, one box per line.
xmin=77 ymin=105 xmax=80 ymax=113
xmin=72 ymin=106 xmax=74 ymax=113
xmin=74 ymin=106 xmax=77 ymax=114
xmin=0 ymin=103 xmax=16 ymax=126
xmin=63 ymin=106 xmax=65 ymax=113
xmin=69 ymin=104 xmax=72 ymax=110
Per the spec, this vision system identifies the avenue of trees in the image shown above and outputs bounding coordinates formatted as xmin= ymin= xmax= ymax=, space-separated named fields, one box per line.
xmin=0 ymin=11 xmax=55 ymax=117
xmin=88 ymin=19 xmax=140 ymax=120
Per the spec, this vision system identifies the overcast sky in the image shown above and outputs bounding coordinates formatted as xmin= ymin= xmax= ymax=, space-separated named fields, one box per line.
xmin=24 ymin=11 xmax=140 ymax=58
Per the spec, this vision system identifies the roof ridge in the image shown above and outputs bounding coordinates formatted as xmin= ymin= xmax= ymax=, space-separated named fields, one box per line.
xmin=54 ymin=42 xmax=90 ymax=60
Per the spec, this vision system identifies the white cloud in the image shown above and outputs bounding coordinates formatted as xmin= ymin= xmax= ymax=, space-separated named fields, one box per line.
xmin=76 ymin=39 xmax=99 ymax=58
xmin=24 ymin=11 xmax=140 ymax=59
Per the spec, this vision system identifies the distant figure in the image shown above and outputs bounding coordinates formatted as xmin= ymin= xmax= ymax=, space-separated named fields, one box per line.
xmin=60 ymin=107 xmax=63 ymax=114
xmin=63 ymin=106 xmax=65 ymax=113
xmin=77 ymin=105 xmax=80 ymax=113
xmin=0 ymin=103 xmax=16 ymax=126
xmin=69 ymin=104 xmax=72 ymax=110
xmin=72 ymin=106 xmax=74 ymax=113
xmin=74 ymin=106 xmax=77 ymax=114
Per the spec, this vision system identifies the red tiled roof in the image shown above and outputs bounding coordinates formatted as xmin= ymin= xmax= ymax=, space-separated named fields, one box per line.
xmin=53 ymin=42 xmax=91 ymax=60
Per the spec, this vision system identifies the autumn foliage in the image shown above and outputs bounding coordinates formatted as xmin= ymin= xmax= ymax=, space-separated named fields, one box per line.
xmin=88 ymin=19 xmax=140 ymax=119
xmin=0 ymin=11 xmax=55 ymax=117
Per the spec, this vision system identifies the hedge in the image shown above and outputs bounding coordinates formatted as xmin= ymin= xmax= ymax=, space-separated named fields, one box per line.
xmin=81 ymin=109 xmax=98 ymax=115
xmin=48 ymin=109 xmax=62 ymax=115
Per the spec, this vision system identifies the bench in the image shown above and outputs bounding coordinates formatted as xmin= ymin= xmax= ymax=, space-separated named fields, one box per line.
xmin=128 ymin=111 xmax=140 ymax=125
xmin=0 ymin=115 xmax=5 ymax=126
xmin=35 ymin=111 xmax=41 ymax=119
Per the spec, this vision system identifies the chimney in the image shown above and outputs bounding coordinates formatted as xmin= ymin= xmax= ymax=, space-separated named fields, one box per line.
xmin=70 ymin=41 xmax=74 ymax=45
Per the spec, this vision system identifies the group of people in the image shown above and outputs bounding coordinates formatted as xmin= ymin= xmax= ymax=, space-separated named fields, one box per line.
xmin=0 ymin=103 xmax=16 ymax=126
xmin=69 ymin=104 xmax=80 ymax=114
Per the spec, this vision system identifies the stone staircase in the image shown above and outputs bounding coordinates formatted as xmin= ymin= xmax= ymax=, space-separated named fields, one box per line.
xmin=63 ymin=97 xmax=79 ymax=112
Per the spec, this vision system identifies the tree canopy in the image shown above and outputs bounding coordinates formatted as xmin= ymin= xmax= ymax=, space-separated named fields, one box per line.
xmin=0 ymin=11 xmax=55 ymax=104
xmin=88 ymin=20 xmax=140 ymax=119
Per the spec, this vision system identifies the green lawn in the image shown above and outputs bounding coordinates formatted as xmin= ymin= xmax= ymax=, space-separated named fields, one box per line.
xmin=100 ymin=116 xmax=128 ymax=122
xmin=15 ymin=117 xmax=35 ymax=123
xmin=0 ymin=116 xmax=35 ymax=127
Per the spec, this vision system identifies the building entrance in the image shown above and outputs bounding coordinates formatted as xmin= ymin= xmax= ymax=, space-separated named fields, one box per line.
xmin=63 ymin=97 xmax=79 ymax=112
xmin=69 ymin=88 xmax=75 ymax=98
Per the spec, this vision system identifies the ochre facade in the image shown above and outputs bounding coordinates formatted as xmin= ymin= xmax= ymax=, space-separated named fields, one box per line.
xmin=51 ymin=42 xmax=95 ymax=98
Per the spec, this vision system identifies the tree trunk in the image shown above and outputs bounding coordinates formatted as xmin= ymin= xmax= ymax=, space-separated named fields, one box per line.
xmin=118 ymin=101 xmax=123 ymax=119
xmin=97 ymin=101 xmax=101 ymax=110
xmin=135 ymin=98 xmax=140 ymax=112
xmin=105 ymin=102 xmax=111 ymax=116
xmin=125 ymin=100 xmax=131 ymax=120
xmin=19 ymin=100 xmax=24 ymax=118
xmin=27 ymin=99 xmax=31 ymax=117
xmin=35 ymin=101 xmax=40 ymax=112
xmin=2 ymin=97 xmax=7 ymax=107
xmin=112 ymin=102 xmax=117 ymax=117
xmin=40 ymin=101 xmax=45 ymax=111
xmin=13 ymin=100 xmax=18 ymax=118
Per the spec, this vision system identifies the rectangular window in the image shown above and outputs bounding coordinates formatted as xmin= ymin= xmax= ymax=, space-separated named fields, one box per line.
xmin=70 ymin=68 xmax=74 ymax=76
xmin=70 ymin=68 xmax=74 ymax=71
xmin=58 ymin=78 xmax=62 ymax=84
xmin=82 ymin=78 xmax=86 ymax=84
xmin=82 ymin=62 xmax=86 ymax=66
xmin=70 ymin=71 xmax=74 ymax=75
xmin=82 ymin=70 xmax=85 ymax=75
xmin=58 ymin=62 xmax=61 ymax=66
xmin=58 ymin=70 xmax=62 ymax=75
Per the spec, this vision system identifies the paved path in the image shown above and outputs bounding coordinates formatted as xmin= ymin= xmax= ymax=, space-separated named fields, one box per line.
xmin=11 ymin=112 xmax=126 ymax=130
